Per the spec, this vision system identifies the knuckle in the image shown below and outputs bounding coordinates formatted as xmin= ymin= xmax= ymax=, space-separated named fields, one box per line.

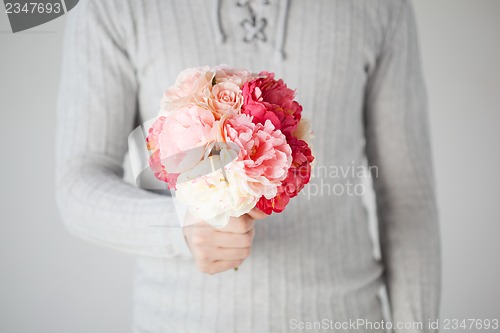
xmin=203 ymin=268 xmax=215 ymax=275
xmin=242 ymin=247 xmax=251 ymax=258
xmin=241 ymin=234 xmax=252 ymax=247
xmin=193 ymin=248 xmax=210 ymax=262
xmin=191 ymin=235 xmax=205 ymax=246
xmin=233 ymin=259 xmax=244 ymax=268
xmin=197 ymin=252 xmax=210 ymax=262
xmin=244 ymin=219 xmax=255 ymax=231
xmin=196 ymin=262 xmax=213 ymax=275
xmin=234 ymin=223 xmax=245 ymax=234
xmin=241 ymin=222 xmax=253 ymax=233
xmin=196 ymin=263 xmax=208 ymax=273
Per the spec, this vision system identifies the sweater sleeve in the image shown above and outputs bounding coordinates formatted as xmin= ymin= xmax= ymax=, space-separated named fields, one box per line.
xmin=364 ymin=0 xmax=441 ymax=330
xmin=55 ymin=0 xmax=192 ymax=259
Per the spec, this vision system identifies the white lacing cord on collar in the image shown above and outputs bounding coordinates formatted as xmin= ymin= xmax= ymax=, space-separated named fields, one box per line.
xmin=213 ymin=0 xmax=226 ymax=44
xmin=274 ymin=0 xmax=290 ymax=60
xmin=238 ymin=0 xmax=269 ymax=43
xmin=213 ymin=0 xmax=290 ymax=61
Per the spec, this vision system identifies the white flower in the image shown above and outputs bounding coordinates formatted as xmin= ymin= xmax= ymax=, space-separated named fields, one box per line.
xmin=174 ymin=159 xmax=258 ymax=228
xmin=292 ymin=117 xmax=313 ymax=144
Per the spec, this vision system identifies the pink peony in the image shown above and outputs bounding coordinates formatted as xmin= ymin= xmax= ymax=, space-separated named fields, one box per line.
xmin=146 ymin=105 xmax=218 ymax=188
xmin=256 ymin=136 xmax=314 ymax=214
xmin=146 ymin=115 xmax=182 ymax=189
xmin=158 ymin=105 xmax=216 ymax=160
xmin=146 ymin=115 xmax=166 ymax=151
xmin=148 ymin=149 xmax=179 ymax=188
xmin=224 ymin=114 xmax=292 ymax=198
xmin=241 ymin=72 xmax=302 ymax=136
xmin=146 ymin=116 xmax=168 ymax=183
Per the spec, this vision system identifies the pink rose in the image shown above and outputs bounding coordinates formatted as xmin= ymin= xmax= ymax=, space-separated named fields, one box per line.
xmin=241 ymin=71 xmax=302 ymax=136
xmin=224 ymin=114 xmax=292 ymax=198
xmin=207 ymin=82 xmax=243 ymax=119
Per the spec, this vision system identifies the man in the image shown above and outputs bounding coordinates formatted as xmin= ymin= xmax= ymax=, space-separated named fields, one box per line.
xmin=56 ymin=0 xmax=440 ymax=331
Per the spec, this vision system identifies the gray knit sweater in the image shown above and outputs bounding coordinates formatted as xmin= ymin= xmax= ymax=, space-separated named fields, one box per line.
xmin=55 ymin=0 xmax=440 ymax=332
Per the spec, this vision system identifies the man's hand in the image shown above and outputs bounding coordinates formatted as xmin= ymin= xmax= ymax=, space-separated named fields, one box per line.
xmin=183 ymin=208 xmax=267 ymax=275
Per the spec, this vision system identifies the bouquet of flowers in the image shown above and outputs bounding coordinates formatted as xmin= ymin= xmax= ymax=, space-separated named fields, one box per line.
xmin=145 ymin=65 xmax=314 ymax=227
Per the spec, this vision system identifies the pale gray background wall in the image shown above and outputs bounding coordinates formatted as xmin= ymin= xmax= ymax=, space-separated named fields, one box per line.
xmin=1 ymin=1 xmax=499 ymax=331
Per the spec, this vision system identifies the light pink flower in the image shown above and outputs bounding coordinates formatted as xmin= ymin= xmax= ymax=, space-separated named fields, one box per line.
xmin=224 ymin=114 xmax=292 ymax=198
xmin=158 ymin=105 xmax=217 ymax=163
xmin=146 ymin=116 xmax=181 ymax=189
xmin=214 ymin=65 xmax=256 ymax=87
xmin=160 ymin=67 xmax=214 ymax=112
xmin=146 ymin=116 xmax=166 ymax=151
xmin=207 ymin=82 xmax=243 ymax=119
